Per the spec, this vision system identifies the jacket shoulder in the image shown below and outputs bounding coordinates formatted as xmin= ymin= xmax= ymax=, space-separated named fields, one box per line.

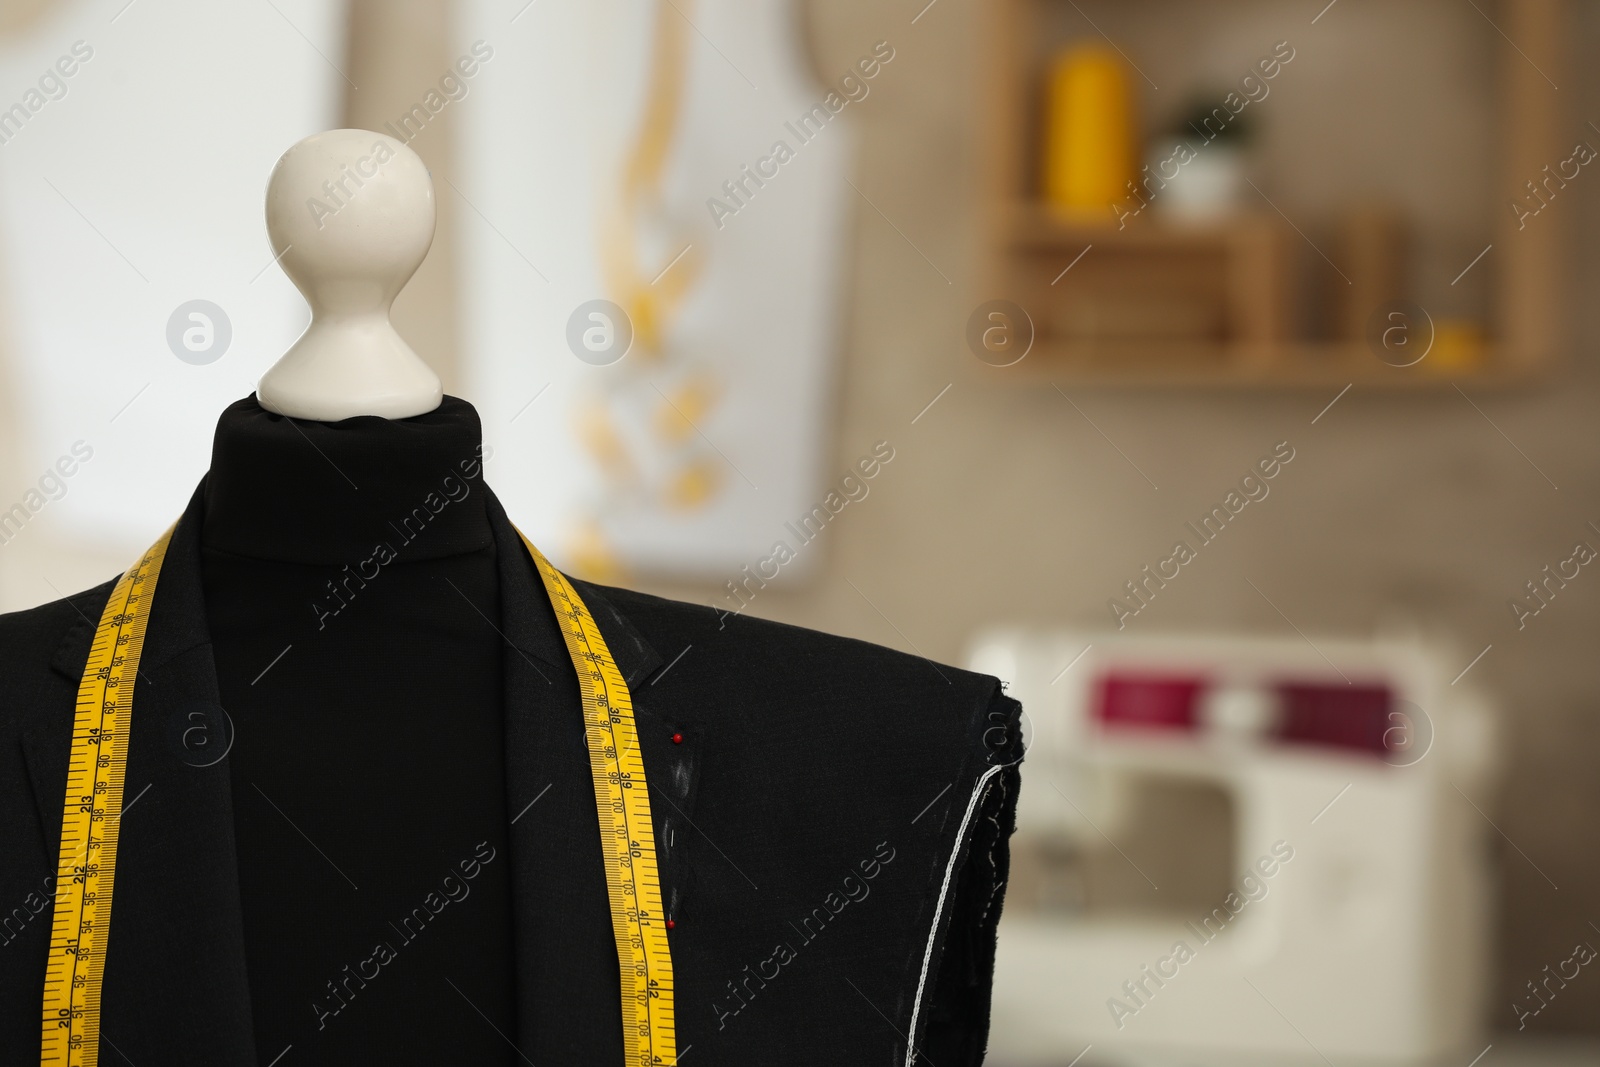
xmin=578 ymin=578 xmax=1007 ymax=704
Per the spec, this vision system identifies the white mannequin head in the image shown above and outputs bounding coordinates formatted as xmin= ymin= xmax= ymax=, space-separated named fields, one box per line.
xmin=256 ymin=129 xmax=444 ymax=421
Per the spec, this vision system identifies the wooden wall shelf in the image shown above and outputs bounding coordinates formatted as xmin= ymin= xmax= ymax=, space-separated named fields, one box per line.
xmin=977 ymin=0 xmax=1567 ymax=389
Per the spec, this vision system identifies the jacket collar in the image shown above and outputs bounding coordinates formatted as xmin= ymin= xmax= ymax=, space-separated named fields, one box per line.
xmin=44 ymin=484 xmax=663 ymax=689
xmin=47 ymin=482 xmax=215 ymax=684
xmin=481 ymin=486 xmax=662 ymax=688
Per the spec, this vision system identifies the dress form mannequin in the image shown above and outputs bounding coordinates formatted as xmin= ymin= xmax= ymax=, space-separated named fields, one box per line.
xmin=257 ymin=129 xmax=443 ymax=420
xmin=0 ymin=127 xmax=1021 ymax=1065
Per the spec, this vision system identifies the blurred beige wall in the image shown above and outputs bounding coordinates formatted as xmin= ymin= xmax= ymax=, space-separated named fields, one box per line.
xmin=349 ymin=0 xmax=1600 ymax=1033
xmin=346 ymin=0 xmax=465 ymax=396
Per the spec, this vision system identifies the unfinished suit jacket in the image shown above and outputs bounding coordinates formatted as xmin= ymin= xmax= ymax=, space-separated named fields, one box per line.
xmin=0 ymin=484 xmax=1022 ymax=1065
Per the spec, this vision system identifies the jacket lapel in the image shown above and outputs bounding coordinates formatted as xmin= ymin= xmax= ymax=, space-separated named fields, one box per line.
xmin=487 ymin=491 xmax=707 ymax=1060
xmin=22 ymin=484 xmax=259 ymax=1065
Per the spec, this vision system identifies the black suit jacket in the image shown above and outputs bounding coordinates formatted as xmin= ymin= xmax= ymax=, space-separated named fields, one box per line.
xmin=0 ymin=485 xmax=1021 ymax=1065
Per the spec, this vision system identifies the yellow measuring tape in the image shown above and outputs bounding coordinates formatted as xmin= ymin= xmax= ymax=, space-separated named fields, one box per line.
xmin=41 ymin=523 xmax=174 ymax=1067
xmin=517 ymin=528 xmax=677 ymax=1066
xmin=43 ymin=522 xmax=675 ymax=1066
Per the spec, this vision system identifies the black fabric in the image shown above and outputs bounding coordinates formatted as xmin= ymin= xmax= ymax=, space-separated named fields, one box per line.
xmin=429 ymin=490 xmax=1027 ymax=1066
xmin=198 ymin=396 xmax=515 ymax=1064
xmin=202 ymin=396 xmax=494 ymax=564
xmin=0 ymin=397 xmax=1022 ymax=1067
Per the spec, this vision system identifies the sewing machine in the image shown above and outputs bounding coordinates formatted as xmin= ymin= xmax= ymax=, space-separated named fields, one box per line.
xmin=968 ymin=628 xmax=1500 ymax=1066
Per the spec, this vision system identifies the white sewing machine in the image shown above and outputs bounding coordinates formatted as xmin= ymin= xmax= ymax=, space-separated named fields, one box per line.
xmin=968 ymin=628 xmax=1500 ymax=1067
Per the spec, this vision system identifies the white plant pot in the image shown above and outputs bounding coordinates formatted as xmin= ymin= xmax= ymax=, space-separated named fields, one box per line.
xmin=1158 ymin=144 xmax=1247 ymax=222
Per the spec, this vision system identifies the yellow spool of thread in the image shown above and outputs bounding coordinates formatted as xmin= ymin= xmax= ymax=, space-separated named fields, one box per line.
xmin=1427 ymin=320 xmax=1486 ymax=373
xmin=1042 ymin=44 xmax=1137 ymax=222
